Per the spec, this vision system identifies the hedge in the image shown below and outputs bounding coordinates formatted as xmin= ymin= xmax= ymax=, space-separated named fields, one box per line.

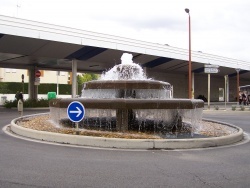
xmin=0 ymin=82 xmax=82 ymax=95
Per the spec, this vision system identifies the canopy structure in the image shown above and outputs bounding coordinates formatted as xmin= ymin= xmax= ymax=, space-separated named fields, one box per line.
xmin=0 ymin=15 xmax=249 ymax=99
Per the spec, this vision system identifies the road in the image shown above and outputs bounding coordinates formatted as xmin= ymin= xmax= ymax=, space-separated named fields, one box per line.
xmin=0 ymin=107 xmax=250 ymax=188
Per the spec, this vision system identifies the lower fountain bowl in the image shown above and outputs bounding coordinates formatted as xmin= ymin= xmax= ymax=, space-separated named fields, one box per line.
xmin=49 ymin=98 xmax=204 ymax=133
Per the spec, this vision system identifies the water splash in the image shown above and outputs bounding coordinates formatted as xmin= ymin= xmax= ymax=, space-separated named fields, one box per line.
xmin=121 ymin=53 xmax=133 ymax=65
xmin=101 ymin=53 xmax=147 ymax=80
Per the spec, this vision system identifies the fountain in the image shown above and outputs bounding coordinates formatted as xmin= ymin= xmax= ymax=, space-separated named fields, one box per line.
xmin=49 ymin=53 xmax=204 ymax=138
xmin=9 ymin=53 xmax=244 ymax=149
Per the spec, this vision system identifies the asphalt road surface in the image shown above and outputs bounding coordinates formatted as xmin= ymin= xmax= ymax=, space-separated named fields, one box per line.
xmin=0 ymin=107 xmax=250 ymax=188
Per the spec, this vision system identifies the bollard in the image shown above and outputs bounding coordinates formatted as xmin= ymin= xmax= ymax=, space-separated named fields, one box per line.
xmin=17 ymin=99 xmax=23 ymax=117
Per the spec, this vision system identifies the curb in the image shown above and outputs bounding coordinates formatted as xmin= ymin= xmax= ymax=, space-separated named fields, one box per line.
xmin=10 ymin=114 xmax=244 ymax=150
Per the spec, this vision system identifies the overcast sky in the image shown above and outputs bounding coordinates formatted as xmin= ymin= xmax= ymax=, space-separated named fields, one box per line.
xmin=1 ymin=0 xmax=250 ymax=62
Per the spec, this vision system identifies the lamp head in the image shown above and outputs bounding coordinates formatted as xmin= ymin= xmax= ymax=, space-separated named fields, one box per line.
xmin=185 ymin=8 xmax=190 ymax=14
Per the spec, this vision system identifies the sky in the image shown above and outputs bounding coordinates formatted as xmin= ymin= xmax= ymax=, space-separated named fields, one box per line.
xmin=1 ymin=0 xmax=250 ymax=62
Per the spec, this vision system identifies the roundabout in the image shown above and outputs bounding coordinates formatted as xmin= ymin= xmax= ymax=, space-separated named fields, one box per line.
xmin=9 ymin=112 xmax=244 ymax=150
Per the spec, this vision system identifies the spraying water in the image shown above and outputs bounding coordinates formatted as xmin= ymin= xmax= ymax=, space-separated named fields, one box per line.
xmin=101 ymin=53 xmax=147 ymax=80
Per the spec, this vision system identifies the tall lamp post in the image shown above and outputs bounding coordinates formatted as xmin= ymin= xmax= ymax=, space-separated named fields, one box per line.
xmin=185 ymin=8 xmax=192 ymax=99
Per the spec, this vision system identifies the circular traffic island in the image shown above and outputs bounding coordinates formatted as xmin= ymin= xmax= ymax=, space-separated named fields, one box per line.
xmin=10 ymin=113 xmax=244 ymax=150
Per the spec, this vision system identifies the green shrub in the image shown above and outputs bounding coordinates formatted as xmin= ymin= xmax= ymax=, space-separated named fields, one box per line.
xmin=4 ymin=98 xmax=49 ymax=108
xmin=231 ymin=105 xmax=236 ymax=111
xmin=214 ymin=106 xmax=219 ymax=110
xmin=4 ymin=100 xmax=18 ymax=108
xmin=0 ymin=82 xmax=82 ymax=95
xmin=240 ymin=106 xmax=245 ymax=111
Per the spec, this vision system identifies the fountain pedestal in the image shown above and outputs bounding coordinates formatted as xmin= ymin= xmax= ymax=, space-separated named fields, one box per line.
xmin=116 ymin=109 xmax=128 ymax=132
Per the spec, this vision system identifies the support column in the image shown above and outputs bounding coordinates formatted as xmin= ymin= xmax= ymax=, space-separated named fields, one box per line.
xmin=224 ymin=75 xmax=229 ymax=102
xmin=224 ymin=75 xmax=228 ymax=110
xmin=71 ymin=59 xmax=77 ymax=98
xmin=57 ymin=71 xmax=60 ymax=95
xmin=28 ymin=67 xmax=38 ymax=100
xmin=236 ymin=68 xmax=240 ymax=103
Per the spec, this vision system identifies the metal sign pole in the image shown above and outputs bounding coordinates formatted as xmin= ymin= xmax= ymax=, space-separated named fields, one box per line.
xmin=76 ymin=122 xmax=79 ymax=135
xmin=204 ymin=64 xmax=220 ymax=110
xmin=224 ymin=75 xmax=227 ymax=110
xmin=208 ymin=73 xmax=210 ymax=110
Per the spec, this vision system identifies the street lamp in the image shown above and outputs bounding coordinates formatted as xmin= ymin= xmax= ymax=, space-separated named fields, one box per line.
xmin=185 ymin=8 xmax=192 ymax=99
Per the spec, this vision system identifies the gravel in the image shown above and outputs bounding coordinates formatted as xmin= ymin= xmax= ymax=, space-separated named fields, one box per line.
xmin=17 ymin=115 xmax=236 ymax=139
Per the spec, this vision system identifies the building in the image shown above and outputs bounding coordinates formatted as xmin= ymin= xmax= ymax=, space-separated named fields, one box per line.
xmin=0 ymin=15 xmax=249 ymax=104
xmin=0 ymin=68 xmax=69 ymax=84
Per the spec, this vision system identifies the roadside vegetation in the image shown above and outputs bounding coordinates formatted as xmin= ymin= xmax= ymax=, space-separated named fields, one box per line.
xmin=1 ymin=73 xmax=99 ymax=108
xmin=4 ymin=98 xmax=49 ymax=108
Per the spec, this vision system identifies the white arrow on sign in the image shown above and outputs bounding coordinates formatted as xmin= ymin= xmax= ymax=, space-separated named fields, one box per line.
xmin=69 ymin=107 xmax=82 ymax=117
xmin=204 ymin=67 xmax=219 ymax=73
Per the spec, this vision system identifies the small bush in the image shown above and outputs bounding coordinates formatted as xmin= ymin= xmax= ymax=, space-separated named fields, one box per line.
xmin=4 ymin=98 xmax=49 ymax=108
xmin=240 ymin=106 xmax=245 ymax=111
xmin=231 ymin=105 xmax=236 ymax=111
xmin=214 ymin=106 xmax=219 ymax=110
xmin=4 ymin=100 xmax=18 ymax=108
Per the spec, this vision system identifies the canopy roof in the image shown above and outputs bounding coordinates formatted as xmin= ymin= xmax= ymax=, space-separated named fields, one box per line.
xmin=0 ymin=15 xmax=249 ymax=79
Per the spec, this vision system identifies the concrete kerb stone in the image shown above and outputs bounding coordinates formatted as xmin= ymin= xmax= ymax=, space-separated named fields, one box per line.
xmin=10 ymin=113 xmax=244 ymax=150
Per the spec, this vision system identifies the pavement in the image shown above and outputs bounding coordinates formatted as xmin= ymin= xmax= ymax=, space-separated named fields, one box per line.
xmin=1 ymin=107 xmax=250 ymax=187
xmin=204 ymin=102 xmax=250 ymax=111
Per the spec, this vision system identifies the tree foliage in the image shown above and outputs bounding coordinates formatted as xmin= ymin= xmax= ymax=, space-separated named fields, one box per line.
xmin=77 ymin=73 xmax=99 ymax=85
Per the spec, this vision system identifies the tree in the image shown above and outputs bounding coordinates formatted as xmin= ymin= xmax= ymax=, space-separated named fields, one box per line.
xmin=77 ymin=73 xmax=99 ymax=85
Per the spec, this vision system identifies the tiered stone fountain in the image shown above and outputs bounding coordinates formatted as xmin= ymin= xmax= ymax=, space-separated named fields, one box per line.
xmin=50 ymin=53 xmax=204 ymax=138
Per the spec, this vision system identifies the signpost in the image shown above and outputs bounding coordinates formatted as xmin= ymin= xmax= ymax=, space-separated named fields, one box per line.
xmin=35 ymin=70 xmax=41 ymax=77
xmin=204 ymin=65 xmax=220 ymax=110
xmin=34 ymin=77 xmax=40 ymax=85
xmin=21 ymin=74 xmax=24 ymax=93
xmin=204 ymin=67 xmax=219 ymax=74
xmin=204 ymin=65 xmax=219 ymax=74
xmin=67 ymin=101 xmax=85 ymax=134
xmin=35 ymin=70 xmax=41 ymax=85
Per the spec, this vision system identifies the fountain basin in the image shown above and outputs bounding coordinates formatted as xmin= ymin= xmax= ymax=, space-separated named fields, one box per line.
xmin=50 ymin=98 xmax=203 ymax=109
xmin=81 ymin=80 xmax=172 ymax=99
xmin=50 ymin=98 xmax=204 ymax=133
xmin=83 ymin=80 xmax=171 ymax=90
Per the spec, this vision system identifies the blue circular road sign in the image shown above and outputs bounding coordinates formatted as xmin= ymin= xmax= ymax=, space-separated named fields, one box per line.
xmin=67 ymin=101 xmax=85 ymax=122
